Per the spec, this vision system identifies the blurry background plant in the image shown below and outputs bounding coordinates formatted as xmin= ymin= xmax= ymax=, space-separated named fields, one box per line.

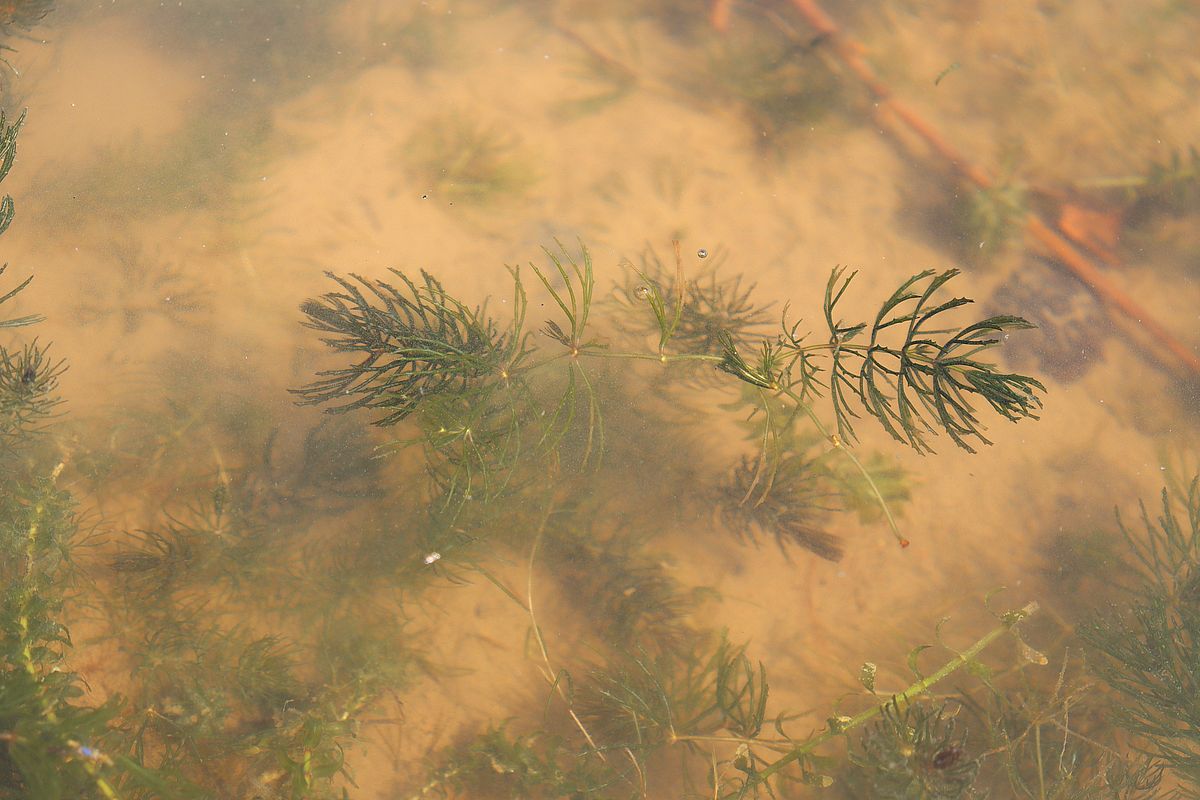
xmin=400 ymin=113 xmax=538 ymax=206
xmin=74 ymin=239 xmax=211 ymax=335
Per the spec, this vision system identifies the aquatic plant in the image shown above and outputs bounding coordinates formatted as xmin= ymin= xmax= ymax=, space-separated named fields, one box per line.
xmin=1080 ymin=145 xmax=1200 ymax=212
xmin=74 ymin=241 xmax=210 ymax=335
xmin=1079 ymin=477 xmax=1200 ymax=791
xmin=401 ymin=113 xmax=537 ymax=206
xmin=842 ymin=700 xmax=979 ymax=799
xmin=0 ymin=15 xmax=1194 ymax=790
xmin=297 ymin=242 xmax=1043 ymax=549
xmin=1 ymin=108 xmax=196 ymax=800
xmin=614 ymin=243 xmax=772 ymax=361
xmin=289 ymin=241 xmax=1058 ymax=797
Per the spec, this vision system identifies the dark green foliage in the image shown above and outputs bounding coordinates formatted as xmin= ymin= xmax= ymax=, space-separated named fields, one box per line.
xmin=85 ymin=383 xmax=422 ymax=798
xmin=844 ymin=701 xmax=979 ymax=800
xmin=716 ymin=329 xmax=789 ymax=389
xmin=297 ymin=248 xmax=1040 ymax=564
xmin=715 ymin=644 xmax=769 ymax=741
xmin=123 ymin=623 xmax=370 ymax=798
xmin=1 ymin=2 xmax=1192 ymax=795
xmin=0 ymin=266 xmax=41 ymax=329
xmin=0 ymin=340 xmax=63 ymax=444
xmin=571 ymin=637 xmax=789 ymax=792
xmin=0 ymin=110 xmax=23 ymax=236
xmin=1079 ymin=478 xmax=1200 ymax=791
xmin=710 ymin=265 xmax=1046 ymax=456
xmin=0 ymin=456 xmax=188 ymax=798
xmin=295 ymin=270 xmax=513 ymax=426
xmin=577 ymin=642 xmax=723 ymax=754
xmin=821 ymin=267 xmax=1045 ymax=454
xmin=4 ymin=110 xmax=180 ymax=794
xmin=0 ymin=114 xmax=62 ymax=446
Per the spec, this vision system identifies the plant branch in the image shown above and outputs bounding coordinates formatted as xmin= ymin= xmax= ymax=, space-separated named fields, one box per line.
xmin=746 ymin=600 xmax=1040 ymax=790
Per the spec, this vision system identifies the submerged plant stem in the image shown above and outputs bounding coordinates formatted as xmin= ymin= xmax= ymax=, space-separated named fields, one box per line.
xmin=782 ymin=386 xmax=906 ymax=548
xmin=748 ymin=601 xmax=1040 ymax=789
xmin=525 ymin=506 xmax=609 ymax=763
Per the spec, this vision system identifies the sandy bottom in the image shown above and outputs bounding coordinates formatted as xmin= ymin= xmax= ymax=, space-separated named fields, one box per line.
xmin=3 ymin=0 xmax=1198 ymax=795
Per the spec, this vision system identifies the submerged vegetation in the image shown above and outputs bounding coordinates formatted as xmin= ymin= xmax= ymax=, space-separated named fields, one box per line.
xmin=401 ymin=114 xmax=537 ymax=206
xmin=295 ymin=241 xmax=1044 ymax=545
xmin=3 ymin=0 xmax=1200 ymax=798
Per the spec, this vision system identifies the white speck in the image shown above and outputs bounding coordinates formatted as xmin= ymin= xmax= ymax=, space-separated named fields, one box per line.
xmin=423 ymin=552 xmax=442 ymax=565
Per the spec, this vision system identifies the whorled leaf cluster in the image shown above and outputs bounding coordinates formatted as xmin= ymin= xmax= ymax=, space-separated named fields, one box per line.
xmin=294 ymin=269 xmax=514 ymax=426
xmin=717 ymin=267 xmax=1045 ymax=454
xmin=844 ymin=701 xmax=979 ymax=800
xmin=616 ymin=244 xmax=772 ymax=358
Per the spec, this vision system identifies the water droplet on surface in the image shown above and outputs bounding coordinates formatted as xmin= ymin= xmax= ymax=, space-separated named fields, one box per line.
xmin=633 ymin=284 xmax=652 ymax=300
xmin=697 ymin=248 xmax=708 ymax=259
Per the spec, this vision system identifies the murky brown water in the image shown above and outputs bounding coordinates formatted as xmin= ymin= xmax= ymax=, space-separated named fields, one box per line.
xmin=2 ymin=0 xmax=1198 ymax=797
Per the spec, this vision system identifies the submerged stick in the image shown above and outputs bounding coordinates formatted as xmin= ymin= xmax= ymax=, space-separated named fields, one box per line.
xmin=783 ymin=0 xmax=1200 ymax=379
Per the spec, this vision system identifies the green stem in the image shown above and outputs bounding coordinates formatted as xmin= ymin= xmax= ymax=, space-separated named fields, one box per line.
xmin=671 ymin=733 xmax=794 ymax=751
xmin=745 ymin=601 xmax=1040 ymax=789
xmin=780 ymin=387 xmax=907 ymax=547
xmin=577 ymin=348 xmax=722 ymax=365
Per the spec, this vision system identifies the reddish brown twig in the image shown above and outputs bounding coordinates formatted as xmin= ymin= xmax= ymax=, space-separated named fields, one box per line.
xmin=786 ymin=0 xmax=1200 ymax=379
xmin=710 ymin=0 xmax=735 ymax=31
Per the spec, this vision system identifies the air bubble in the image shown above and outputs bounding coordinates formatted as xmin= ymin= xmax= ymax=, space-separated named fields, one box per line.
xmin=633 ymin=284 xmax=652 ymax=300
xmin=697 ymin=248 xmax=708 ymax=259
